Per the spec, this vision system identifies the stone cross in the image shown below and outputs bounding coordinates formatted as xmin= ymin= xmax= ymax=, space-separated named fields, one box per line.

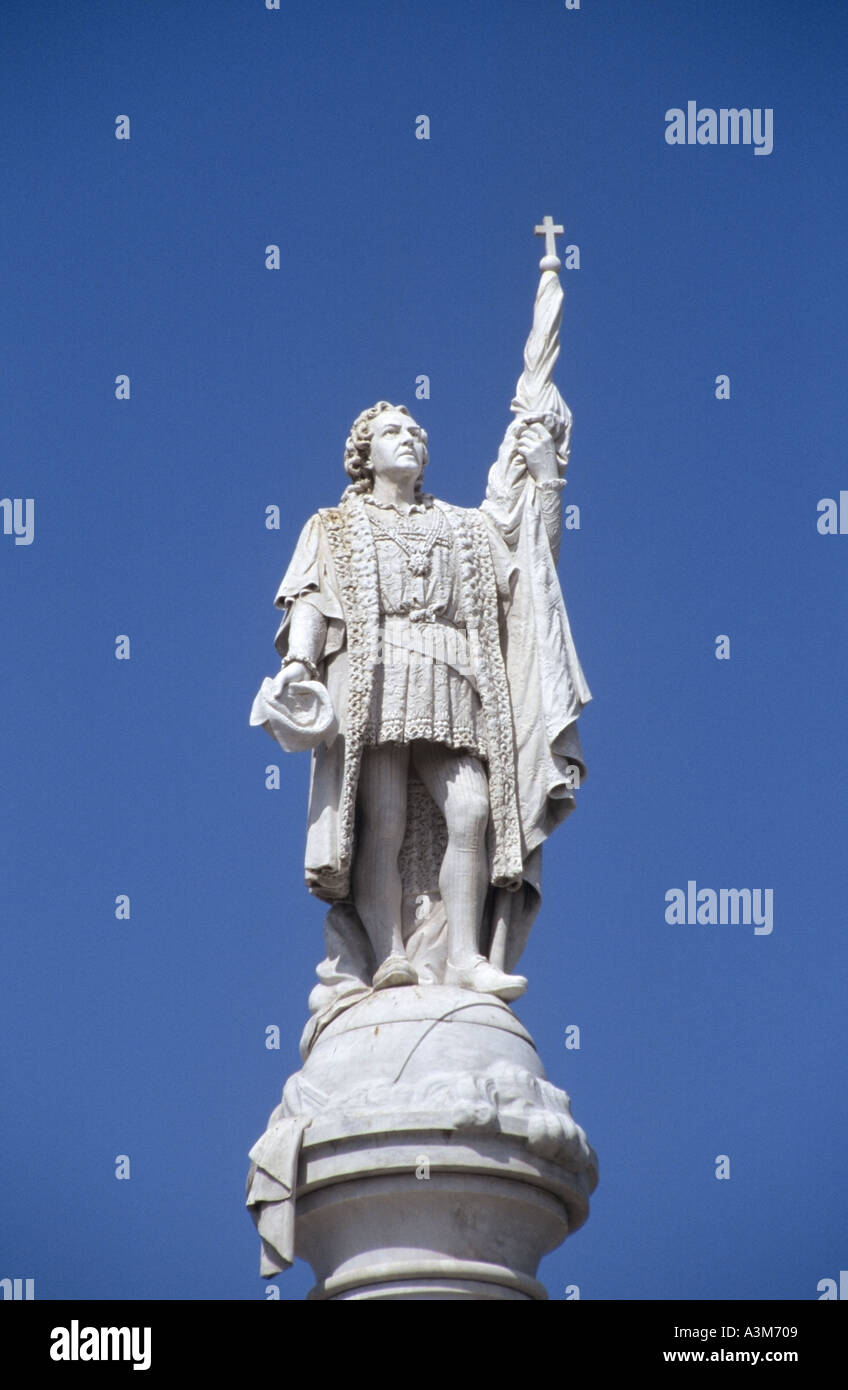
xmin=534 ymin=215 xmax=564 ymax=259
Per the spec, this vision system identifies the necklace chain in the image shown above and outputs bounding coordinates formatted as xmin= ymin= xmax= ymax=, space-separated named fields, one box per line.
xmin=368 ymin=508 xmax=446 ymax=578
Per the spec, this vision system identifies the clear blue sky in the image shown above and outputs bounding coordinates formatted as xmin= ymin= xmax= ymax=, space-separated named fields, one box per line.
xmin=1 ymin=0 xmax=846 ymax=1301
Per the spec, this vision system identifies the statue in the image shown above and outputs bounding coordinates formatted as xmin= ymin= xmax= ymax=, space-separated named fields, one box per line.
xmin=246 ymin=221 xmax=598 ymax=1296
xmin=251 ymin=217 xmax=591 ymax=1035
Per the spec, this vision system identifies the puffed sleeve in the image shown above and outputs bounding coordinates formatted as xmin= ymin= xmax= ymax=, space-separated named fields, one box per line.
xmin=275 ymin=516 xmax=329 ymax=608
xmin=273 ymin=514 xmax=345 ymax=659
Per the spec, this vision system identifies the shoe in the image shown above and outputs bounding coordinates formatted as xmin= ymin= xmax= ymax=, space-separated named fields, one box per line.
xmin=444 ymin=955 xmax=527 ymax=1001
xmin=372 ymin=954 xmax=418 ymax=990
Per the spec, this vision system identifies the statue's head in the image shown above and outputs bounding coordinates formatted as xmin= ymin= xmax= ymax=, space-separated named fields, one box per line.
xmin=343 ymin=402 xmax=429 ymax=498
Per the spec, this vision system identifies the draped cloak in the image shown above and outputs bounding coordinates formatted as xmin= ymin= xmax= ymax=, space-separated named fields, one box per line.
xmin=268 ymin=430 xmax=592 ymax=976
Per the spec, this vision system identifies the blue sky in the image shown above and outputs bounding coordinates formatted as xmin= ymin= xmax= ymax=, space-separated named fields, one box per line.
xmin=1 ymin=0 xmax=846 ymax=1301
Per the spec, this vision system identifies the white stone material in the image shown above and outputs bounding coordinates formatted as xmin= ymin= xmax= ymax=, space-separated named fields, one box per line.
xmin=247 ymin=224 xmax=598 ymax=1297
xmin=252 ymin=233 xmax=590 ymax=1013
xmin=247 ymin=986 xmax=597 ymax=1298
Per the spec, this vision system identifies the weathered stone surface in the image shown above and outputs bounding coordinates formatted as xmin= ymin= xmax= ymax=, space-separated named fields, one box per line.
xmin=247 ymin=985 xmax=597 ymax=1296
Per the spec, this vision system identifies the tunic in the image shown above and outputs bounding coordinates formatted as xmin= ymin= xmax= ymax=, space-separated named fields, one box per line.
xmin=360 ymin=495 xmax=487 ymax=756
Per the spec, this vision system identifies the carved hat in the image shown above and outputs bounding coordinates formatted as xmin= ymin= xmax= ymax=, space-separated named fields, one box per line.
xmin=249 ymin=676 xmax=337 ymax=754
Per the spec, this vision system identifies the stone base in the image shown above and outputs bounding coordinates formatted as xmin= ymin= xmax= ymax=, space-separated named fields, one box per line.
xmin=247 ymin=986 xmax=597 ymax=1300
xmin=299 ymin=1135 xmax=579 ymax=1300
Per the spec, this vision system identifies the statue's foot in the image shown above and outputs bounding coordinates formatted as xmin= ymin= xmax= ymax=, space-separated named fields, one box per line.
xmin=372 ymin=953 xmax=418 ymax=990
xmin=445 ymin=955 xmax=528 ymax=1002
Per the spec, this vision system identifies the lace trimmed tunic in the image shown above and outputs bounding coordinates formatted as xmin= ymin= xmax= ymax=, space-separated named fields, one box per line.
xmin=275 ymin=494 xmax=500 ymax=759
xmin=360 ymin=495 xmax=487 ymax=756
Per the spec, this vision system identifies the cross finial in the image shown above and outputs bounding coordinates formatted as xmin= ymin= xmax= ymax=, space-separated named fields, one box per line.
xmin=534 ymin=215 xmax=564 ymax=270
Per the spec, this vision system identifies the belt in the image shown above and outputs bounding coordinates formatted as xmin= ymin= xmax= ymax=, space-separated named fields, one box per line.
xmin=379 ymin=615 xmax=478 ymax=686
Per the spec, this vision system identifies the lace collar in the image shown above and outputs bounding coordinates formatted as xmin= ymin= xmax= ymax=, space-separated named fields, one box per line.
xmin=362 ymin=493 xmax=435 ymax=515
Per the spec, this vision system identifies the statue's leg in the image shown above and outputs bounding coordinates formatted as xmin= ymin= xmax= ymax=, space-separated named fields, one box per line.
xmin=354 ymin=743 xmax=416 ymax=987
xmin=412 ymin=743 xmax=527 ymax=1001
xmin=410 ymin=745 xmax=490 ymax=963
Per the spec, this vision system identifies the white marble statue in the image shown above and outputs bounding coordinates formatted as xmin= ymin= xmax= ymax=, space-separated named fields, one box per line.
xmin=247 ymin=224 xmax=598 ymax=1294
xmin=251 ymin=219 xmax=591 ymax=1026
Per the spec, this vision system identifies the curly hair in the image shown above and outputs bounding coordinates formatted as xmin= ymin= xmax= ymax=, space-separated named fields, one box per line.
xmin=341 ymin=401 xmax=429 ymax=498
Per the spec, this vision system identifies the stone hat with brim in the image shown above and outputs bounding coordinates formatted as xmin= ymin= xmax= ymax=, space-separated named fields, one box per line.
xmin=250 ymin=676 xmax=337 ymax=753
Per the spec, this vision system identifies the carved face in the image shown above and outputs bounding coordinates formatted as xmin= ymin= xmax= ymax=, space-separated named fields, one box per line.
xmin=368 ymin=410 xmax=427 ymax=484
